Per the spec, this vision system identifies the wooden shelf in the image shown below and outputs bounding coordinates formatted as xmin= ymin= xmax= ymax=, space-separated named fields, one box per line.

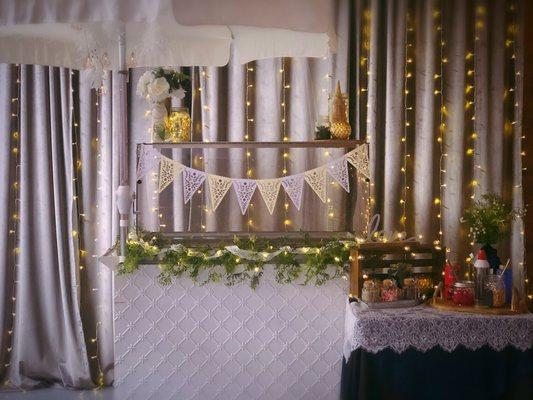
xmin=157 ymin=231 xmax=355 ymax=245
xmin=144 ymin=140 xmax=365 ymax=149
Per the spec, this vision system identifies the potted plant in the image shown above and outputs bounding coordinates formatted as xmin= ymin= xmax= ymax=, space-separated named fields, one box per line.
xmin=462 ymin=194 xmax=523 ymax=271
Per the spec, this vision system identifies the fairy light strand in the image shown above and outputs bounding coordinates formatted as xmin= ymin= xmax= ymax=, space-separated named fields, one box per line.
xmin=434 ymin=2 xmax=446 ymax=251
xmin=361 ymin=5 xmax=374 ymax=235
xmin=199 ymin=67 xmax=209 ymax=232
xmin=71 ymin=71 xmax=105 ymax=387
xmin=245 ymin=63 xmax=255 ymax=230
xmin=280 ymin=58 xmax=291 ymax=230
xmin=507 ymin=2 xmax=529 ymax=303
xmin=3 ymin=64 xmax=21 ymax=381
xmin=465 ymin=5 xmax=481 ymax=255
xmin=401 ymin=9 xmax=414 ymax=233
xmin=468 ymin=6 xmax=480 ymax=205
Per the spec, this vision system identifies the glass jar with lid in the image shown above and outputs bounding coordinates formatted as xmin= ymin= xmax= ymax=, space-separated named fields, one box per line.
xmin=361 ymin=280 xmax=381 ymax=303
xmin=403 ymin=277 xmax=416 ymax=300
xmin=381 ymin=279 xmax=400 ymax=302
xmin=452 ymin=281 xmax=475 ymax=306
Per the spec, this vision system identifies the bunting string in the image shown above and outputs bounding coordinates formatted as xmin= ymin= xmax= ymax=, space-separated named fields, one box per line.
xmin=142 ymin=144 xmax=370 ymax=215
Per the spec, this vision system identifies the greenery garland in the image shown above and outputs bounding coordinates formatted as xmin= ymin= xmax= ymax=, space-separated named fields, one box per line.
xmin=117 ymin=231 xmax=355 ymax=288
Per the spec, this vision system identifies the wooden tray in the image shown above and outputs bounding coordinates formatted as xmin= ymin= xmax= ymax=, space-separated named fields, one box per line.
xmin=366 ymin=299 xmax=422 ymax=309
xmin=430 ymin=298 xmax=526 ymax=315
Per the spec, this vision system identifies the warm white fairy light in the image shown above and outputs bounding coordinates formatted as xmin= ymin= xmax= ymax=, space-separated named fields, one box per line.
xmin=506 ymin=2 xmax=530 ymax=304
xmin=199 ymin=67 xmax=209 ymax=232
xmin=71 ymin=72 xmax=105 ymax=387
xmin=280 ymin=58 xmax=291 ymax=230
xmin=401 ymin=10 xmax=414 ymax=231
xmin=245 ymin=63 xmax=255 ymax=230
xmin=361 ymin=6 xmax=373 ymax=234
xmin=468 ymin=6 xmax=483 ymax=206
xmin=434 ymin=4 xmax=446 ymax=251
xmin=3 ymin=65 xmax=21 ymax=379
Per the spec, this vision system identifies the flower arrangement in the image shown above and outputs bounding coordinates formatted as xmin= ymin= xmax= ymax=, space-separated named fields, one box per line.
xmin=136 ymin=67 xmax=189 ymax=103
xmin=462 ymin=194 xmax=523 ymax=245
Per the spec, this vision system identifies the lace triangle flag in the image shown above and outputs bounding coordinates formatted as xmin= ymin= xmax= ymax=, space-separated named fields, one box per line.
xmin=327 ymin=157 xmax=350 ymax=192
xmin=281 ymin=174 xmax=304 ymax=210
xmin=232 ymin=179 xmax=257 ymax=215
xmin=158 ymin=156 xmax=184 ymax=193
xmin=182 ymin=167 xmax=206 ymax=203
xmin=304 ymin=166 xmax=327 ymax=203
xmin=346 ymin=145 xmax=370 ymax=179
xmin=256 ymin=178 xmax=281 ymax=215
xmin=207 ymin=174 xmax=233 ymax=211
xmin=137 ymin=145 xmax=161 ymax=180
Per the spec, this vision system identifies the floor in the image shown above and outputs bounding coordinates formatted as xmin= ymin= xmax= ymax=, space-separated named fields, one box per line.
xmin=0 ymin=388 xmax=114 ymax=400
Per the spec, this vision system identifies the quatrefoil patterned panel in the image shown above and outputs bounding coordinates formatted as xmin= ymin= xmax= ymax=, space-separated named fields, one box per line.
xmin=114 ymin=267 xmax=347 ymax=400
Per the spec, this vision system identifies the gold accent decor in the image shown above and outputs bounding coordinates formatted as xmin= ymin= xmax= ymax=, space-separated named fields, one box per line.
xmin=330 ymin=81 xmax=351 ymax=139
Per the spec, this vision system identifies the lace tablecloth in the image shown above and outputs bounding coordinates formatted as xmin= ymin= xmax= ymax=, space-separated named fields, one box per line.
xmin=343 ymin=300 xmax=533 ymax=360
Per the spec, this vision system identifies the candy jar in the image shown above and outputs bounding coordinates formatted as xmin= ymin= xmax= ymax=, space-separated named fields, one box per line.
xmin=381 ymin=279 xmax=399 ymax=302
xmin=361 ymin=280 xmax=381 ymax=303
xmin=403 ymin=278 xmax=416 ymax=300
xmin=452 ymin=281 xmax=475 ymax=306
xmin=415 ymin=276 xmax=433 ymax=300
xmin=483 ymin=273 xmax=506 ymax=307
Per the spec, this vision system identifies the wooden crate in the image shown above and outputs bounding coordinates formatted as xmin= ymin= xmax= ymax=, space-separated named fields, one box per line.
xmin=349 ymin=242 xmax=446 ymax=298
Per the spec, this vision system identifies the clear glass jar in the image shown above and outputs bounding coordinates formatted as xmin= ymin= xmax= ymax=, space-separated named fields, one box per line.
xmin=452 ymin=281 xmax=475 ymax=306
xmin=483 ymin=274 xmax=506 ymax=307
xmin=169 ymin=107 xmax=191 ymax=142
xmin=474 ymin=265 xmax=489 ymax=302
xmin=403 ymin=277 xmax=416 ymax=300
xmin=415 ymin=276 xmax=433 ymax=300
xmin=381 ymin=279 xmax=400 ymax=302
xmin=154 ymin=107 xmax=191 ymax=142
xmin=361 ymin=280 xmax=381 ymax=303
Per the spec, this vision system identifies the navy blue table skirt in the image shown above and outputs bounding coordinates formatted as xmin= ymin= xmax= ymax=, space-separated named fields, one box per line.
xmin=341 ymin=345 xmax=533 ymax=400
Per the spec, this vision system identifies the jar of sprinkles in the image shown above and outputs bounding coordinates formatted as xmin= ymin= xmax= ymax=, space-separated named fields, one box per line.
xmin=452 ymin=281 xmax=475 ymax=306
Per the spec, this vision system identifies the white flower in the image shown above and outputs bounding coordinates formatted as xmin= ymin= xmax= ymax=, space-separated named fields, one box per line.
xmin=170 ymin=86 xmax=186 ymax=100
xmin=136 ymin=71 xmax=154 ymax=98
xmin=147 ymin=77 xmax=170 ymax=102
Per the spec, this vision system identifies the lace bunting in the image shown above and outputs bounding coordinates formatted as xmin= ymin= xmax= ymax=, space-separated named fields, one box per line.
xmin=137 ymin=145 xmax=161 ymax=180
xmin=281 ymin=174 xmax=304 ymax=210
xmin=158 ymin=156 xmax=183 ymax=193
xmin=182 ymin=167 xmax=206 ymax=203
xmin=153 ymin=144 xmax=371 ymax=211
xmin=346 ymin=145 xmax=370 ymax=179
xmin=304 ymin=166 xmax=327 ymax=203
xmin=256 ymin=179 xmax=282 ymax=215
xmin=233 ymin=179 xmax=257 ymax=215
xmin=207 ymin=174 xmax=233 ymax=211
xmin=327 ymin=157 xmax=350 ymax=192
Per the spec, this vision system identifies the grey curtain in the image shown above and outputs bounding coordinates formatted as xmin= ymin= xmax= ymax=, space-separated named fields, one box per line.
xmin=0 ymin=66 xmax=117 ymax=389
xmin=0 ymin=0 xmax=525 ymax=392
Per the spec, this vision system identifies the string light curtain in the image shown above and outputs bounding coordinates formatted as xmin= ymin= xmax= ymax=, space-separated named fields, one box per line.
xmin=0 ymin=0 xmax=526 ymax=391
xmin=133 ymin=1 xmax=354 ymax=235
xmin=352 ymin=0 xmax=525 ymax=284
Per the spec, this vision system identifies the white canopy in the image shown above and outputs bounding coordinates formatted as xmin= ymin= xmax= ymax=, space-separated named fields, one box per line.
xmin=0 ymin=0 xmax=337 ymax=256
xmin=0 ymin=0 xmax=335 ymax=69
